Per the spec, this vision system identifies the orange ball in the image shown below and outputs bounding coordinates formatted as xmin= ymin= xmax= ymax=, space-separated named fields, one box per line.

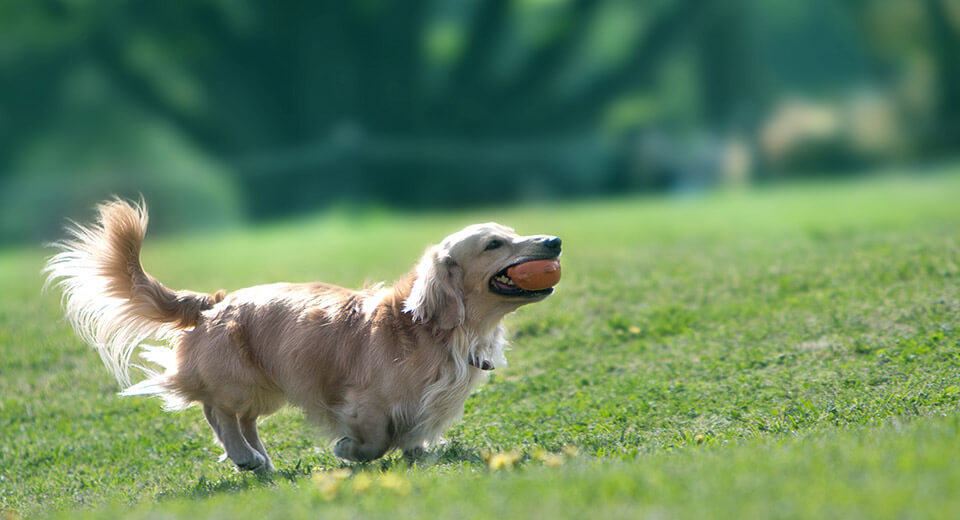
xmin=507 ymin=259 xmax=561 ymax=291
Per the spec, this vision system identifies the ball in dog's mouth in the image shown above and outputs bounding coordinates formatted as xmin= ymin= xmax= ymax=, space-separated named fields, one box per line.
xmin=489 ymin=259 xmax=561 ymax=296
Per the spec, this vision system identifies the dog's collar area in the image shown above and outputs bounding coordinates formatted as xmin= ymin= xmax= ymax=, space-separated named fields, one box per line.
xmin=469 ymin=355 xmax=494 ymax=370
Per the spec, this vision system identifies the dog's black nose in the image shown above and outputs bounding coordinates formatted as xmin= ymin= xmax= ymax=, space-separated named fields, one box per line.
xmin=542 ymin=237 xmax=562 ymax=252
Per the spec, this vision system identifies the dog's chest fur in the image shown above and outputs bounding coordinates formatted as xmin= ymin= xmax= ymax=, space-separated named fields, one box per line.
xmin=364 ymin=288 xmax=508 ymax=448
xmin=401 ymin=326 xmax=507 ymax=447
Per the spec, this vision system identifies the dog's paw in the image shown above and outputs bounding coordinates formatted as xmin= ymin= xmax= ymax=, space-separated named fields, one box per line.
xmin=333 ymin=437 xmax=355 ymax=461
xmin=402 ymin=446 xmax=426 ymax=464
xmin=261 ymin=457 xmax=276 ymax=473
xmin=333 ymin=437 xmax=385 ymax=462
xmin=233 ymin=451 xmax=268 ymax=473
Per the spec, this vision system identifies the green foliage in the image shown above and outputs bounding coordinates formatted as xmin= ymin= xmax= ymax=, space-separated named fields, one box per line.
xmin=6 ymin=0 xmax=956 ymax=231
xmin=2 ymin=171 xmax=960 ymax=518
xmin=0 ymin=103 xmax=244 ymax=244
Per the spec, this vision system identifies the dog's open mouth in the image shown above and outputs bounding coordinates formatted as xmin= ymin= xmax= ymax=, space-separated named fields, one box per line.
xmin=488 ymin=258 xmax=558 ymax=297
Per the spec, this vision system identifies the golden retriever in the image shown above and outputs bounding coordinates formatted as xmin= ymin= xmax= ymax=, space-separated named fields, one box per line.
xmin=45 ymin=199 xmax=561 ymax=471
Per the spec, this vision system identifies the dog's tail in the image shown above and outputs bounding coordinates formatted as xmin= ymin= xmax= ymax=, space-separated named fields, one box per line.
xmin=44 ymin=198 xmax=222 ymax=388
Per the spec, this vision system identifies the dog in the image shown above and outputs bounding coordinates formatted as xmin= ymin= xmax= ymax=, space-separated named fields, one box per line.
xmin=44 ymin=199 xmax=561 ymax=471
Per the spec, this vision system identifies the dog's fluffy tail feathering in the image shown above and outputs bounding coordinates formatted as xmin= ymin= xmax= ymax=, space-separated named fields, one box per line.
xmin=44 ymin=198 xmax=222 ymax=390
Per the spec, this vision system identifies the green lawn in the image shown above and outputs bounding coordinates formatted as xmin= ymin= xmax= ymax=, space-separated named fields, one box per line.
xmin=2 ymin=170 xmax=960 ymax=518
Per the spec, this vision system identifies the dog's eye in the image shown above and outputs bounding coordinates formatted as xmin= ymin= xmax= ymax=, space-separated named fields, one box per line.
xmin=484 ymin=240 xmax=503 ymax=251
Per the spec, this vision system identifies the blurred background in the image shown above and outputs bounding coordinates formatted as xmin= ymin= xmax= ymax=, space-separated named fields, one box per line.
xmin=1 ymin=0 xmax=958 ymax=244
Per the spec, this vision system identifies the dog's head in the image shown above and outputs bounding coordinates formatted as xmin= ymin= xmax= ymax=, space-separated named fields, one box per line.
xmin=404 ymin=223 xmax=561 ymax=330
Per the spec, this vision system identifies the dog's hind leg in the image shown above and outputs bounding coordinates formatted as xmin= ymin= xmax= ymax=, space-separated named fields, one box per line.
xmin=239 ymin=415 xmax=275 ymax=472
xmin=202 ymin=403 xmax=225 ymax=448
xmin=203 ymin=404 xmax=267 ymax=472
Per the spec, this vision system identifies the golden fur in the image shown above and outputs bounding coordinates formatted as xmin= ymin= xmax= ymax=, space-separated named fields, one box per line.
xmin=45 ymin=199 xmax=561 ymax=470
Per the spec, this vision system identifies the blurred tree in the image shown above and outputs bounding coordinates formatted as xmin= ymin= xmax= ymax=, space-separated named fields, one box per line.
xmin=0 ymin=3 xmax=77 ymax=178
xmin=921 ymin=0 xmax=960 ymax=151
xmin=695 ymin=0 xmax=763 ymax=133
xmin=846 ymin=0 xmax=960 ymax=152
xmin=0 ymin=0 xmax=707 ymax=217
xmin=2 ymin=0 xmax=956 ymax=240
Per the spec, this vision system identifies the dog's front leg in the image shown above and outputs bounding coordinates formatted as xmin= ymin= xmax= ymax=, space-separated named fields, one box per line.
xmin=401 ymin=445 xmax=426 ymax=464
xmin=333 ymin=413 xmax=391 ymax=462
xmin=334 ymin=437 xmax=390 ymax=462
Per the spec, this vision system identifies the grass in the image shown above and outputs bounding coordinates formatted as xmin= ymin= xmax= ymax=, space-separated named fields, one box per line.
xmin=2 ymin=169 xmax=960 ymax=518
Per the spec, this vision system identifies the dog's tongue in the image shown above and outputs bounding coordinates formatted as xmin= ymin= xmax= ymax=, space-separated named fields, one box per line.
xmin=507 ymin=259 xmax=561 ymax=291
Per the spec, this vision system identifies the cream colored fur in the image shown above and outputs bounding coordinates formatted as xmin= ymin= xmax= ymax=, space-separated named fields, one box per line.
xmin=45 ymin=199 xmax=560 ymax=470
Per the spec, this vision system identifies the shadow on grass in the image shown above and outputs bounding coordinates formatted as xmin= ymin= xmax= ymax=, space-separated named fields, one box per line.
xmin=157 ymin=442 xmax=488 ymax=502
xmin=158 ymin=461 xmax=314 ymax=502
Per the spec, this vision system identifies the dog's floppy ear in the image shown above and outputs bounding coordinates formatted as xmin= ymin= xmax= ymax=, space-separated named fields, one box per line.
xmin=404 ymin=245 xmax=465 ymax=330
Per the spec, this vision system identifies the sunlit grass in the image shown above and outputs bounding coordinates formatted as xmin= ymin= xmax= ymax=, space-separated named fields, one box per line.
xmin=2 ymin=170 xmax=959 ymax=518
